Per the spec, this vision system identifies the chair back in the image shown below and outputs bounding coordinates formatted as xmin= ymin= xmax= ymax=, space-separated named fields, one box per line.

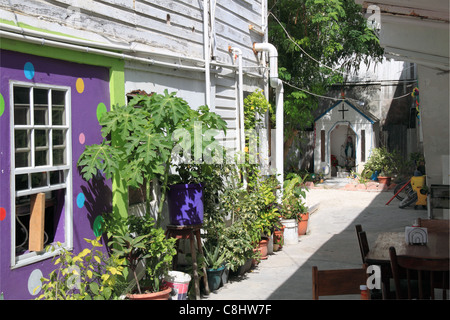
xmin=355 ymin=225 xmax=370 ymax=264
xmin=312 ymin=265 xmax=368 ymax=300
xmin=389 ymin=246 xmax=449 ymax=299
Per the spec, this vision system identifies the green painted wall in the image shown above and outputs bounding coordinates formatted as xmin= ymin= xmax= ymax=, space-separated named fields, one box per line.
xmin=0 ymin=37 xmax=128 ymax=219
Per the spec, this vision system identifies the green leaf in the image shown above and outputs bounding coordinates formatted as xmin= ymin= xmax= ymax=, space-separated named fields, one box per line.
xmin=77 ymin=141 xmax=123 ymax=181
xmin=89 ymin=282 xmax=99 ymax=295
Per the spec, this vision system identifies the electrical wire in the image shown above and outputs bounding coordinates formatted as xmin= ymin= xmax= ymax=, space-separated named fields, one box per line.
xmin=282 ymin=80 xmax=414 ymax=102
xmin=269 ymin=11 xmax=354 ymax=77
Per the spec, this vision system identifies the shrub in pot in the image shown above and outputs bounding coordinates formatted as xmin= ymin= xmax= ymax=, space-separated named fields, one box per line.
xmin=203 ymin=242 xmax=226 ymax=292
xmin=363 ymin=147 xmax=402 ymax=185
xmin=36 ymin=238 xmax=127 ymax=300
xmin=106 ymin=214 xmax=177 ymax=300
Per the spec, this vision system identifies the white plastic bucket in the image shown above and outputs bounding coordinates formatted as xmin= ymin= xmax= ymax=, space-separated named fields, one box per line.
xmin=165 ymin=271 xmax=191 ymax=300
xmin=281 ymin=219 xmax=298 ymax=245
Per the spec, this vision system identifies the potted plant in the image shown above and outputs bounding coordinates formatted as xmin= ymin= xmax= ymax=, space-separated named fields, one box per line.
xmin=203 ymin=242 xmax=226 ymax=292
xmin=36 ymin=238 xmax=127 ymax=300
xmin=297 ymin=199 xmax=309 ymax=236
xmin=363 ymin=147 xmax=401 ymax=185
xmin=273 ymin=223 xmax=285 ymax=251
xmin=280 ymin=173 xmax=309 ymax=244
xmin=106 ymin=214 xmax=177 ymax=300
xmin=78 ymin=90 xmax=227 ymax=227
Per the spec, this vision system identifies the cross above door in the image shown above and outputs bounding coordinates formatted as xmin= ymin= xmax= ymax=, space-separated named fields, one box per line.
xmin=338 ymin=104 xmax=349 ymax=119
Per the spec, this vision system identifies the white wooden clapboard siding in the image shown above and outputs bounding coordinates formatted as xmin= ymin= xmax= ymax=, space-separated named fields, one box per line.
xmin=1 ymin=0 xmax=267 ymax=154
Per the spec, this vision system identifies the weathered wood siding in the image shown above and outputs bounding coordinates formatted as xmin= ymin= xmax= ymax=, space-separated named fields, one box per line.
xmin=1 ymin=0 xmax=268 ymax=152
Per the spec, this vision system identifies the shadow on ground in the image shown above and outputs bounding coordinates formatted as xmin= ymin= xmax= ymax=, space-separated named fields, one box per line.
xmin=266 ymin=189 xmax=430 ymax=300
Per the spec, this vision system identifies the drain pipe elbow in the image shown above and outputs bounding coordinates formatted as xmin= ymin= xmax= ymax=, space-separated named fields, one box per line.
xmin=253 ymin=42 xmax=279 ymax=88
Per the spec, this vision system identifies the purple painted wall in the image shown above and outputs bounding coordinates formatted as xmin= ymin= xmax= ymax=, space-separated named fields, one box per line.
xmin=0 ymin=50 xmax=112 ymax=299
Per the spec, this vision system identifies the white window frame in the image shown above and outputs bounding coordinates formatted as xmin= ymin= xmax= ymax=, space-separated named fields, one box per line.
xmin=9 ymin=81 xmax=73 ymax=269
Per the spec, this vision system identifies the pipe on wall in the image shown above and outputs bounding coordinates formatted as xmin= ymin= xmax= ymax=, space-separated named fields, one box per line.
xmin=229 ymin=47 xmax=245 ymax=157
xmin=0 ymin=22 xmax=205 ymax=65
xmin=253 ymin=42 xmax=284 ymax=190
xmin=0 ymin=29 xmax=206 ymax=73
xmin=203 ymin=0 xmax=211 ymax=107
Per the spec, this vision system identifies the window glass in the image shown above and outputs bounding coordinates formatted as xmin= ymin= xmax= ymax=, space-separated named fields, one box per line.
xmin=11 ymin=84 xmax=71 ymax=265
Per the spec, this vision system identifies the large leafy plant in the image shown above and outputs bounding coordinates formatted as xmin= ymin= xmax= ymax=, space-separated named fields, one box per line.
xmin=78 ymin=90 xmax=227 ymax=222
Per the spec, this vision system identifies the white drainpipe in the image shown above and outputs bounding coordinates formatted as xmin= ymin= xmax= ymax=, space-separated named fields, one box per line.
xmin=203 ymin=0 xmax=211 ymax=107
xmin=229 ymin=47 xmax=245 ymax=156
xmin=253 ymin=42 xmax=284 ymax=190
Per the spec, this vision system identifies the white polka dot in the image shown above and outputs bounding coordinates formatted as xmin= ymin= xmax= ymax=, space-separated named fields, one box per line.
xmin=28 ymin=269 xmax=43 ymax=296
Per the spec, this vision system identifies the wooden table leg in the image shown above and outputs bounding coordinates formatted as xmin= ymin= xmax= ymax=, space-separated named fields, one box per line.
xmin=196 ymin=229 xmax=210 ymax=295
xmin=381 ymin=264 xmax=391 ymax=299
xmin=190 ymin=231 xmax=200 ymax=300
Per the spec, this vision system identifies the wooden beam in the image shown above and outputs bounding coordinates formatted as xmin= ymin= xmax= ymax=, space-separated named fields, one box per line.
xmin=29 ymin=193 xmax=45 ymax=252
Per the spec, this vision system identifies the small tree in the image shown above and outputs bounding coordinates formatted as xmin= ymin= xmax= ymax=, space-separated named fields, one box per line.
xmin=78 ymin=90 xmax=227 ymax=224
xmin=268 ymin=0 xmax=384 ymax=163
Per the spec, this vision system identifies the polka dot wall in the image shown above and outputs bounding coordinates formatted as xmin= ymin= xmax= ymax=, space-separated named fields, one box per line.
xmin=0 ymin=51 xmax=112 ymax=299
xmin=74 ymin=75 xmax=107 ymax=239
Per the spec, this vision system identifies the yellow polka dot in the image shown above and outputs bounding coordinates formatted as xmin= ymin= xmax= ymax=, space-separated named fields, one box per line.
xmin=76 ymin=78 xmax=84 ymax=93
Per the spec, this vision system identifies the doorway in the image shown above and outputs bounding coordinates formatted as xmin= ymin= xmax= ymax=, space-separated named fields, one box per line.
xmin=330 ymin=123 xmax=357 ymax=176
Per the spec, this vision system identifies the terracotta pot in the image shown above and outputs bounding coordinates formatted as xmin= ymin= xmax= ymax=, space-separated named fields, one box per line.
xmin=273 ymin=229 xmax=284 ymax=250
xmin=377 ymin=176 xmax=391 ymax=186
xmin=258 ymin=238 xmax=269 ymax=259
xmin=298 ymin=212 xmax=309 ymax=236
xmin=127 ymin=286 xmax=172 ymax=300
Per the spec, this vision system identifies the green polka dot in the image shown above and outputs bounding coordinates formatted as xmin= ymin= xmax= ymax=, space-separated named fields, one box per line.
xmin=0 ymin=93 xmax=5 ymax=117
xmin=93 ymin=215 xmax=104 ymax=237
xmin=96 ymin=102 xmax=107 ymax=122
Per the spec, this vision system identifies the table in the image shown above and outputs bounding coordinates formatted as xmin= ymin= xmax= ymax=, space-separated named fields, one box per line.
xmin=165 ymin=224 xmax=210 ymax=300
xmin=365 ymin=220 xmax=449 ymax=299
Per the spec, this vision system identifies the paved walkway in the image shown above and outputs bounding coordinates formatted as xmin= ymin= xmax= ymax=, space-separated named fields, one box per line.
xmin=203 ymin=185 xmax=428 ymax=300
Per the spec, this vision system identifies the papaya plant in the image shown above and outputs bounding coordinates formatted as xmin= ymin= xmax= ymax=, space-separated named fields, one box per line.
xmin=77 ymin=90 xmax=227 ymax=224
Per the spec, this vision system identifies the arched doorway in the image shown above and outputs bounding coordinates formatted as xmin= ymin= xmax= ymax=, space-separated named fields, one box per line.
xmin=330 ymin=122 xmax=357 ymax=177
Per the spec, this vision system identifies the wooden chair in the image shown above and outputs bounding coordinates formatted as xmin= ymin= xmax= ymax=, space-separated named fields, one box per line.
xmin=312 ymin=265 xmax=368 ymax=300
xmin=389 ymin=246 xmax=449 ymax=299
xmin=355 ymin=225 xmax=370 ymax=264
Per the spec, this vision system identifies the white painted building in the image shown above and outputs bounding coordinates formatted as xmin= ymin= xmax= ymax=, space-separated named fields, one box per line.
xmin=314 ymin=100 xmax=379 ymax=177
xmin=355 ymin=0 xmax=449 ymax=218
xmin=0 ymin=0 xmax=285 ymax=299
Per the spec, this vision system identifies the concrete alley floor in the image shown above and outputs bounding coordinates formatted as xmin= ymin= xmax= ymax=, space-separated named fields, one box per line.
xmin=203 ymin=186 xmax=429 ymax=300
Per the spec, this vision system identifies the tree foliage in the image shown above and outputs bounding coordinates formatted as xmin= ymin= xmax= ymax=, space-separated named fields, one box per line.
xmin=268 ymin=0 xmax=384 ymax=133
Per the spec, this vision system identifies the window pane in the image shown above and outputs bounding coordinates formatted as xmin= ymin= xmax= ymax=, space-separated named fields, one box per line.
xmin=14 ymin=86 xmax=30 ymax=104
xmin=34 ymin=107 xmax=48 ymax=125
xmin=15 ymin=129 xmax=30 ymax=149
xmin=52 ymin=107 xmax=65 ymax=126
xmin=15 ymin=174 xmax=29 ymax=191
xmin=14 ymin=87 xmax=30 ymax=125
xmin=35 ymin=150 xmax=48 ymax=166
xmin=52 ymin=90 xmax=66 ymax=126
xmin=52 ymin=129 xmax=65 ymax=147
xmin=50 ymin=170 xmax=64 ymax=185
xmin=34 ymin=89 xmax=49 ymax=125
xmin=35 ymin=130 xmax=48 ymax=147
xmin=31 ymin=172 xmax=48 ymax=188
xmin=15 ymin=151 xmax=30 ymax=168
xmin=34 ymin=88 xmax=48 ymax=105
xmin=52 ymin=148 xmax=66 ymax=165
